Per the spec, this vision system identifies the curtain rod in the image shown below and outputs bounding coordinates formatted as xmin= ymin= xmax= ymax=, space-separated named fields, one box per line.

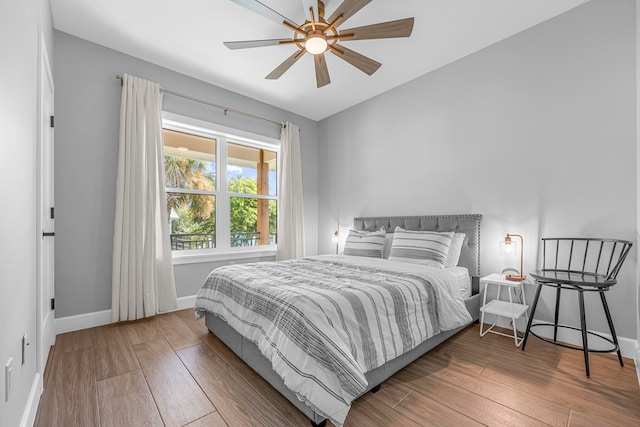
xmin=116 ymin=74 xmax=283 ymax=128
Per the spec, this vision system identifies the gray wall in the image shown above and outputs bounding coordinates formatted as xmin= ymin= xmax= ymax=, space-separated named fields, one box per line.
xmin=636 ymin=0 xmax=640 ymax=349
xmin=0 ymin=0 xmax=53 ymax=424
xmin=54 ymin=32 xmax=319 ymax=318
xmin=318 ymin=0 xmax=638 ymax=339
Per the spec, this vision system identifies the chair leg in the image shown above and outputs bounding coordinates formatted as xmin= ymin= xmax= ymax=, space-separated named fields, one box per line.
xmin=553 ymin=285 xmax=561 ymax=342
xmin=599 ymin=290 xmax=624 ymax=367
xmin=522 ymin=283 xmax=542 ymax=351
xmin=578 ymin=290 xmax=590 ymax=378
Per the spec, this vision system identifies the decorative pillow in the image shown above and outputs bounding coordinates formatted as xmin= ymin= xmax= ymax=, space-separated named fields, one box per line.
xmin=388 ymin=227 xmax=454 ymax=268
xmin=444 ymin=233 xmax=466 ymax=268
xmin=343 ymin=227 xmax=386 ymax=258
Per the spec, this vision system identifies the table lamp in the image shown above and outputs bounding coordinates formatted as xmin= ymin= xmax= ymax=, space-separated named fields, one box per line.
xmin=504 ymin=233 xmax=526 ymax=281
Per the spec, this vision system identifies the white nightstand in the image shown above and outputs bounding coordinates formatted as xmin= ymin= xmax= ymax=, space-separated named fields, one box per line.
xmin=480 ymin=273 xmax=529 ymax=347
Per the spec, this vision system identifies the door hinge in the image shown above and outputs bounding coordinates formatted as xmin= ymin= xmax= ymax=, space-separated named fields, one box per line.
xmin=50 ymin=115 xmax=54 ymax=128
xmin=50 ymin=207 xmax=54 ymax=219
xmin=50 ymin=298 xmax=55 ymax=310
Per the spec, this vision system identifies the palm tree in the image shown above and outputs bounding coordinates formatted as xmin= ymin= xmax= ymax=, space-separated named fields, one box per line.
xmin=164 ymin=156 xmax=215 ymax=230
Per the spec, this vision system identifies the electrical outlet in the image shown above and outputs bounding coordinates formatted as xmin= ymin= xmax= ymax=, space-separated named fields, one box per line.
xmin=5 ymin=357 xmax=13 ymax=402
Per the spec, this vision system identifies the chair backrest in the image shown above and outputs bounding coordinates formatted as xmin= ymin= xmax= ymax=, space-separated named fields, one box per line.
xmin=541 ymin=238 xmax=632 ymax=281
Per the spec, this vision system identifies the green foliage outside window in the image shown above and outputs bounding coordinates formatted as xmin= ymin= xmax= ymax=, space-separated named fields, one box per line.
xmin=165 ymin=155 xmax=276 ymax=247
xmin=228 ymin=177 xmax=257 ymax=233
xmin=165 ymin=156 xmax=215 ymax=234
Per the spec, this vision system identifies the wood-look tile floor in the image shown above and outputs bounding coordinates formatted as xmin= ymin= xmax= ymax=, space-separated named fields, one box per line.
xmin=35 ymin=310 xmax=640 ymax=426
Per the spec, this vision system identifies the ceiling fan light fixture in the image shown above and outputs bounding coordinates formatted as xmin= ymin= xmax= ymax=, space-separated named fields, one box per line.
xmin=305 ymin=33 xmax=328 ymax=55
xmin=225 ymin=0 xmax=415 ymax=87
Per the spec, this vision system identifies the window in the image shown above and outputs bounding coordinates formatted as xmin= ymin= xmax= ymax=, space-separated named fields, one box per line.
xmin=162 ymin=114 xmax=278 ymax=256
xmin=164 ymin=129 xmax=217 ymax=251
xmin=227 ymin=142 xmax=277 ymax=247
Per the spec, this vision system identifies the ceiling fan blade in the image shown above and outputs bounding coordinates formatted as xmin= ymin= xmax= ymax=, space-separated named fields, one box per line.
xmin=340 ymin=17 xmax=414 ymax=40
xmin=266 ymin=50 xmax=306 ymax=80
xmin=327 ymin=0 xmax=372 ymax=26
xmin=230 ymin=0 xmax=298 ymax=27
xmin=330 ymin=44 xmax=381 ymax=75
xmin=314 ymin=53 xmax=331 ymax=88
xmin=224 ymin=39 xmax=291 ymax=50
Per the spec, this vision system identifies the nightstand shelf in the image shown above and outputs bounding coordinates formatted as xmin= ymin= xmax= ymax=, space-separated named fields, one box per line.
xmin=482 ymin=299 xmax=528 ymax=319
xmin=480 ymin=273 xmax=529 ymax=347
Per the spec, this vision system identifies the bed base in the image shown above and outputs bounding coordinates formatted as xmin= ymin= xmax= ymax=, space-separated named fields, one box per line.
xmin=205 ymin=293 xmax=481 ymax=426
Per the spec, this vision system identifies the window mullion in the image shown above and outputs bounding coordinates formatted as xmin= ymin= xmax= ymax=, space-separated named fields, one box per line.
xmin=217 ymin=136 xmax=231 ymax=250
xmin=227 ymin=192 xmax=277 ymax=201
xmin=166 ymin=187 xmax=216 ymax=196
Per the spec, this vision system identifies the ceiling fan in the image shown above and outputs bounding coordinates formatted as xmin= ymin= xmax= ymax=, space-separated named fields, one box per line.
xmin=224 ymin=0 xmax=415 ymax=88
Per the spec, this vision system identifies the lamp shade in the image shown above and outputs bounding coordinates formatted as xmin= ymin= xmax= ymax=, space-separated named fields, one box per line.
xmin=504 ymin=233 xmax=526 ymax=281
xmin=500 ymin=239 xmax=519 ymax=256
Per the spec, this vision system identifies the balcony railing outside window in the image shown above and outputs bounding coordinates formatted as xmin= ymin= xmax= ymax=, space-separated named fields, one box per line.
xmin=170 ymin=233 xmax=215 ymax=250
xmin=170 ymin=232 xmax=276 ymax=250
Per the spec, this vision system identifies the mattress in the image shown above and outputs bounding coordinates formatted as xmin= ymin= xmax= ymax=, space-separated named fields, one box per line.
xmin=447 ymin=266 xmax=472 ymax=299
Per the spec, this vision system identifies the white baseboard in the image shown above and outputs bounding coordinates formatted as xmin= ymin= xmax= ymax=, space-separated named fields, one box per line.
xmin=176 ymin=295 xmax=196 ymax=310
xmin=621 ymin=337 xmax=637 ymax=361
xmin=489 ymin=316 xmax=637 ymax=359
xmin=55 ymin=309 xmax=112 ymax=334
xmin=635 ymin=341 xmax=640 ymax=387
xmin=19 ymin=373 xmax=42 ymax=427
xmin=54 ymin=295 xmax=197 ymax=334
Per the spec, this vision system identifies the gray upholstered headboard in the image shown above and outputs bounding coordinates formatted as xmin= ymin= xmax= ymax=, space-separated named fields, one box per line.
xmin=353 ymin=214 xmax=482 ymax=278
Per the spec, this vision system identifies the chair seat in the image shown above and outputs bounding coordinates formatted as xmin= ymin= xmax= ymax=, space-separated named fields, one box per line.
xmin=530 ymin=270 xmax=615 ymax=288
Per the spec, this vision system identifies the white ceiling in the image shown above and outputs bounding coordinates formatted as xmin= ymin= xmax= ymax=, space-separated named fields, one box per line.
xmin=51 ymin=0 xmax=588 ymax=121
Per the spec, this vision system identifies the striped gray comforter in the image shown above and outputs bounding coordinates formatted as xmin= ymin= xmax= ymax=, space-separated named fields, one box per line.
xmin=194 ymin=255 xmax=471 ymax=426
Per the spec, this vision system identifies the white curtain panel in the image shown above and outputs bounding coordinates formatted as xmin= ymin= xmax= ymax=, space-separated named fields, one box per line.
xmin=277 ymin=122 xmax=305 ymax=260
xmin=112 ymin=74 xmax=177 ymax=322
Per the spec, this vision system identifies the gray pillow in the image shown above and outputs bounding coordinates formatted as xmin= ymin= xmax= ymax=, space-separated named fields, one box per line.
xmin=343 ymin=227 xmax=386 ymax=258
xmin=388 ymin=227 xmax=454 ymax=268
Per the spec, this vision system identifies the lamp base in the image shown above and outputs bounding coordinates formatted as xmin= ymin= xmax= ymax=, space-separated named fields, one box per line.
xmin=505 ymin=274 xmax=527 ymax=282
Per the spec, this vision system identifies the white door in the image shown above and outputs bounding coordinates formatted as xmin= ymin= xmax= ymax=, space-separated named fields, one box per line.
xmin=37 ymin=34 xmax=55 ymax=376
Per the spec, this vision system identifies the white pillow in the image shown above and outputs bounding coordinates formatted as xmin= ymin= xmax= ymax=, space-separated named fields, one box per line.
xmin=388 ymin=227 xmax=454 ymax=268
xmin=343 ymin=227 xmax=386 ymax=258
xmin=444 ymin=233 xmax=466 ymax=268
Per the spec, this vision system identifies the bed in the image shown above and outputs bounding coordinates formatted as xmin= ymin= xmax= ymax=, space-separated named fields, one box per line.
xmin=195 ymin=214 xmax=482 ymax=426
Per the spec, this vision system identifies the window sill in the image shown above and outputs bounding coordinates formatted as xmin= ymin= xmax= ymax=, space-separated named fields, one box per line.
xmin=172 ymin=248 xmax=277 ymax=265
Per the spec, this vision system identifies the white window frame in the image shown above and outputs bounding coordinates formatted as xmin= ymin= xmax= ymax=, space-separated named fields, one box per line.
xmin=162 ymin=112 xmax=280 ymax=264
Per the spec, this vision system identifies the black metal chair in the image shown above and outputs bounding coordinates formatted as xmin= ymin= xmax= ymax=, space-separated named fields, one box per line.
xmin=521 ymin=238 xmax=632 ymax=377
